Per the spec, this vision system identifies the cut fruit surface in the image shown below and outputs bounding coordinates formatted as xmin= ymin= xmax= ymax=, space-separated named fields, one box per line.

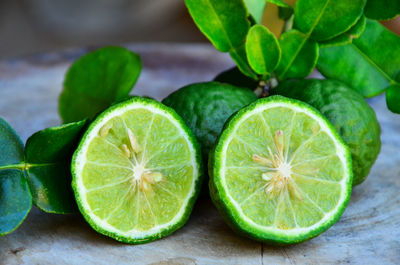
xmin=72 ymin=97 xmax=202 ymax=244
xmin=209 ymin=96 xmax=352 ymax=244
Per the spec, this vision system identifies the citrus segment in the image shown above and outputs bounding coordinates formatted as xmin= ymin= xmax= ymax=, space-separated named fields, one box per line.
xmin=272 ymin=79 xmax=381 ymax=186
xmin=209 ymin=96 xmax=352 ymax=244
xmin=72 ymin=97 xmax=202 ymax=244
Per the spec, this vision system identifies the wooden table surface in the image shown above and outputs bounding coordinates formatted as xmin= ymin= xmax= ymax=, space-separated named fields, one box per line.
xmin=0 ymin=44 xmax=399 ymax=265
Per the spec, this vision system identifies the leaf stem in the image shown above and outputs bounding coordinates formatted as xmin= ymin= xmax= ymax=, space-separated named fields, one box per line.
xmin=0 ymin=162 xmax=59 ymax=172
xmin=25 ymin=163 xmax=59 ymax=169
xmin=0 ymin=163 xmax=26 ymax=171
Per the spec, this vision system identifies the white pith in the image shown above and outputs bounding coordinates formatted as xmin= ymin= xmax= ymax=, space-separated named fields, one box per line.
xmin=220 ymin=101 xmax=350 ymax=236
xmin=277 ymin=162 xmax=292 ymax=178
xmin=74 ymin=102 xmax=199 ymax=239
xmin=132 ymin=165 xmax=146 ymax=182
xmin=252 ymin=129 xmax=301 ymax=199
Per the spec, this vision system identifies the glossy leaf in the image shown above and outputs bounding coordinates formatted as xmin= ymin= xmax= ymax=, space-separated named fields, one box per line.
xmin=0 ymin=170 xmax=32 ymax=236
xmin=278 ymin=6 xmax=294 ymax=20
xmin=185 ymin=0 xmax=250 ymax=52
xmin=364 ymin=0 xmax=400 ymax=20
xmin=267 ymin=0 xmax=290 ymax=8
xmin=244 ymin=0 xmax=267 ymax=23
xmin=59 ymin=46 xmax=142 ymax=123
xmin=246 ymin=25 xmax=281 ymax=75
xmin=319 ymin=34 xmax=352 ymax=49
xmin=230 ymin=45 xmax=258 ymax=80
xmin=0 ymin=118 xmax=24 ymax=167
xmin=386 ymin=84 xmax=400 ymax=114
xmin=318 ymin=45 xmax=391 ymax=97
xmin=347 ymin=15 xmax=367 ymax=39
xmin=318 ymin=20 xmax=400 ymax=97
xmin=0 ymin=118 xmax=31 ymax=237
xmin=319 ymin=15 xmax=366 ymax=48
xmin=353 ymin=20 xmax=400 ymax=79
xmin=214 ymin=67 xmax=259 ymax=90
xmin=294 ymin=0 xmax=366 ymax=41
xmin=275 ymin=30 xmax=319 ymax=79
xmin=25 ymin=120 xmax=87 ymax=214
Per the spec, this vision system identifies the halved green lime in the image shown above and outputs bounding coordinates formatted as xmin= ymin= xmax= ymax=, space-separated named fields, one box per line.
xmin=209 ymin=96 xmax=353 ymax=244
xmin=72 ymin=97 xmax=202 ymax=244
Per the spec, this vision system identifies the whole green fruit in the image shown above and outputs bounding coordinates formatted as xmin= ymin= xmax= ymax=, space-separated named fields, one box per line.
xmin=214 ymin=67 xmax=259 ymax=90
xmin=272 ymin=79 xmax=381 ymax=186
xmin=162 ymin=81 xmax=257 ymax=162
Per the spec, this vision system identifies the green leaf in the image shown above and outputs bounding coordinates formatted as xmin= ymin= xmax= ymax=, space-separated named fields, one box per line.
xmin=386 ymin=84 xmax=400 ymax=113
xmin=244 ymin=0 xmax=267 ymax=23
xmin=185 ymin=0 xmax=250 ymax=52
xmin=0 ymin=170 xmax=32 ymax=236
xmin=347 ymin=15 xmax=368 ymax=39
xmin=25 ymin=120 xmax=87 ymax=214
xmin=278 ymin=6 xmax=294 ymax=20
xmin=275 ymin=30 xmax=319 ymax=79
xmin=364 ymin=0 xmax=400 ymax=20
xmin=318 ymin=34 xmax=352 ymax=49
xmin=319 ymin=15 xmax=366 ymax=48
xmin=246 ymin=25 xmax=281 ymax=75
xmin=0 ymin=118 xmax=24 ymax=167
xmin=229 ymin=45 xmax=259 ymax=80
xmin=59 ymin=46 xmax=142 ymax=123
xmin=267 ymin=0 xmax=290 ymax=8
xmin=0 ymin=118 xmax=31 ymax=237
xmin=353 ymin=20 xmax=400 ymax=79
xmin=294 ymin=0 xmax=366 ymax=41
xmin=214 ymin=67 xmax=259 ymax=90
xmin=318 ymin=45 xmax=391 ymax=97
xmin=318 ymin=20 xmax=400 ymax=97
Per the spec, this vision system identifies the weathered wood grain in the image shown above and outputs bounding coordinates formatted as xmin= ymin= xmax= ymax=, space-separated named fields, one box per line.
xmin=0 ymin=44 xmax=398 ymax=265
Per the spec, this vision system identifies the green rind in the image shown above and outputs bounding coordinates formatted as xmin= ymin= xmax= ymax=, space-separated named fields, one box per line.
xmin=272 ymin=79 xmax=381 ymax=186
xmin=71 ymin=97 xmax=203 ymax=244
xmin=214 ymin=67 xmax=259 ymax=90
xmin=162 ymin=82 xmax=258 ymax=161
xmin=25 ymin=120 xmax=87 ymax=214
xmin=209 ymin=96 xmax=353 ymax=245
xmin=163 ymin=82 xmax=257 ymax=196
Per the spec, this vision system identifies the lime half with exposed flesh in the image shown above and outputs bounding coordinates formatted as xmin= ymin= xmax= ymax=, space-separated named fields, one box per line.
xmin=72 ymin=97 xmax=202 ymax=244
xmin=209 ymin=96 xmax=353 ymax=244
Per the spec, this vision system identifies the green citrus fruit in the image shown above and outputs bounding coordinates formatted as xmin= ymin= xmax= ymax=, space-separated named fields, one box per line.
xmin=272 ymin=79 xmax=381 ymax=186
xmin=214 ymin=67 xmax=259 ymax=90
xmin=209 ymin=96 xmax=353 ymax=244
xmin=162 ymin=81 xmax=257 ymax=162
xmin=71 ymin=97 xmax=203 ymax=244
